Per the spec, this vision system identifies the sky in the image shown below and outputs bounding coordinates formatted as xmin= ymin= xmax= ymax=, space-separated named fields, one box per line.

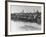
xmin=10 ymin=5 xmax=41 ymax=13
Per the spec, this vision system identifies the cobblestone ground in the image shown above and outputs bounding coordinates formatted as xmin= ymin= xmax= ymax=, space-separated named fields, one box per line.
xmin=11 ymin=20 xmax=41 ymax=32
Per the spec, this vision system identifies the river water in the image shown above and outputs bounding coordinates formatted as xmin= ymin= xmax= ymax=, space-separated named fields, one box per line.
xmin=10 ymin=20 xmax=41 ymax=32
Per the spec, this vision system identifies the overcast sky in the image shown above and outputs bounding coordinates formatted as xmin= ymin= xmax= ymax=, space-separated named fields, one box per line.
xmin=10 ymin=5 xmax=41 ymax=13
